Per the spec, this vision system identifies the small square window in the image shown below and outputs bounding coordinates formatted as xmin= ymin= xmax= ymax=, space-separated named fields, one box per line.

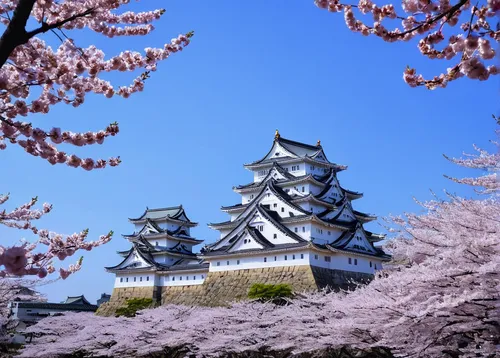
xmin=217 ymin=262 xmax=220 ymax=266
xmin=273 ymin=233 xmax=277 ymax=239
xmin=324 ymin=256 xmax=331 ymax=262
xmin=314 ymin=254 xmax=318 ymax=260
xmin=273 ymin=203 xmax=277 ymax=208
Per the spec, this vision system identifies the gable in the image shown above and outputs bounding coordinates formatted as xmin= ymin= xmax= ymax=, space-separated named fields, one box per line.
xmin=263 ymin=142 xmax=299 ymax=161
xmin=114 ymin=248 xmax=153 ymax=270
xmin=344 ymin=228 xmax=377 ymax=254
xmin=227 ymin=231 xmax=265 ymax=252
xmin=317 ymin=181 xmax=343 ymax=203
xmin=337 ymin=203 xmax=356 ymax=222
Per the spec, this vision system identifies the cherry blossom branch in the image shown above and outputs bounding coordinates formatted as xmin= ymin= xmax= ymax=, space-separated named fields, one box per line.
xmin=0 ymin=193 xmax=113 ymax=279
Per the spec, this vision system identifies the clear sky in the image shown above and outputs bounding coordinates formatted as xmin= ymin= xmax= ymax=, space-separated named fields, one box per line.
xmin=1 ymin=1 xmax=498 ymax=303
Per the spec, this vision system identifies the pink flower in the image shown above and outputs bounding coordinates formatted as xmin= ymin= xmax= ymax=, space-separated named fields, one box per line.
xmin=3 ymin=246 xmax=28 ymax=275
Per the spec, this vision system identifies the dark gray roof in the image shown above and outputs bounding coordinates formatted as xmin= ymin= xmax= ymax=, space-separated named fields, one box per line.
xmin=202 ymin=242 xmax=309 ymax=257
xmin=63 ymin=295 xmax=92 ymax=305
xmin=128 ymin=206 xmax=195 ymax=224
xmin=15 ymin=302 xmax=98 ymax=311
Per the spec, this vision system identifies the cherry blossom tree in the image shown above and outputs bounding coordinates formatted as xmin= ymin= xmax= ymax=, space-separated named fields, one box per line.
xmin=314 ymin=0 xmax=499 ymax=89
xmin=18 ymin=121 xmax=499 ymax=357
xmin=0 ymin=0 xmax=192 ymax=278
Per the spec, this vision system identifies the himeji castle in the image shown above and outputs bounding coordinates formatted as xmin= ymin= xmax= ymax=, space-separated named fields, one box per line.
xmin=202 ymin=130 xmax=389 ymax=273
xmin=99 ymin=131 xmax=389 ymax=314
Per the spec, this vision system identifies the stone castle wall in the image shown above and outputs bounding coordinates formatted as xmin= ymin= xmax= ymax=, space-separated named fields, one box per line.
xmin=97 ymin=266 xmax=373 ymax=316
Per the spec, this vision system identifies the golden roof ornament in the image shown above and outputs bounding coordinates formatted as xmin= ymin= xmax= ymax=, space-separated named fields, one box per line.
xmin=317 ymin=139 xmax=321 ymax=147
xmin=274 ymin=129 xmax=280 ymax=140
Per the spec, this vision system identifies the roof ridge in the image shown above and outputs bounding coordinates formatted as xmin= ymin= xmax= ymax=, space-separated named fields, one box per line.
xmin=278 ymin=137 xmax=320 ymax=151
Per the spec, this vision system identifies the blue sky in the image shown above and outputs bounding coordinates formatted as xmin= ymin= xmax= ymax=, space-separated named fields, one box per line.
xmin=1 ymin=1 xmax=498 ymax=303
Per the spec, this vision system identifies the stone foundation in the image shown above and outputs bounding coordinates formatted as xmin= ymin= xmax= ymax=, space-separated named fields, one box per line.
xmin=97 ymin=266 xmax=373 ymax=316
xmin=96 ymin=286 xmax=161 ymax=316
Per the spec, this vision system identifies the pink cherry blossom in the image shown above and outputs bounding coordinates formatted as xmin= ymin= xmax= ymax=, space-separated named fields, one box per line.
xmin=0 ymin=0 xmax=193 ymax=169
xmin=315 ymin=0 xmax=499 ymax=89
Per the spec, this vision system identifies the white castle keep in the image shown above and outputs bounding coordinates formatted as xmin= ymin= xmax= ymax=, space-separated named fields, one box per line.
xmin=106 ymin=131 xmax=389 ymax=293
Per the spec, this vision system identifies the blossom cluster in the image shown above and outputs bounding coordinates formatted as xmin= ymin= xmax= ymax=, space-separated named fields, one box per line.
xmin=0 ymin=193 xmax=112 ymax=279
xmin=0 ymin=0 xmax=192 ymax=169
xmin=315 ymin=0 xmax=499 ymax=89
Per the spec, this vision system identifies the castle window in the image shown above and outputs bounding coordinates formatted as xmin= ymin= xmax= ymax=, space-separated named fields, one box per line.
xmin=186 ymin=276 xmax=189 ymax=280
xmin=284 ymin=255 xmax=288 ymax=261
xmin=264 ymin=257 xmax=267 ymax=262
xmin=155 ymin=242 xmax=158 ymax=246
xmin=250 ymin=194 xmax=254 ymax=199
xmin=259 ymin=225 xmax=264 ymax=232
xmin=120 ymin=278 xmax=123 ymax=282
xmin=274 ymin=256 xmax=277 ymax=261
xmin=314 ymin=254 xmax=318 ymax=260
xmin=126 ymin=278 xmax=129 ymax=282
xmin=134 ymin=277 xmax=136 ymax=282
xmin=354 ymin=259 xmax=358 ymax=265
xmin=227 ymin=261 xmax=230 ymax=265
xmin=193 ymin=276 xmax=196 ymax=280
xmin=301 ymin=186 xmax=305 ymax=192
xmin=243 ymin=239 xmax=247 ymax=244
xmin=328 ymin=231 xmax=331 ymax=235
xmin=301 ymin=254 xmax=304 ymax=259
xmin=292 ymin=254 xmax=295 ymax=260
xmin=140 ymin=276 xmax=142 ymax=282
xmin=237 ymin=260 xmax=240 ymax=265
xmin=273 ymin=203 xmax=277 ymax=208
xmin=172 ymin=277 xmax=175 ymax=281
xmin=216 ymin=262 xmax=220 ymax=266
xmin=374 ymin=264 xmax=377 ymax=269
xmin=281 ymin=207 xmax=284 ymax=213
xmin=370 ymin=261 xmax=372 ymax=268
xmin=180 ymin=276 xmax=182 ymax=281
xmin=302 ymin=227 xmax=305 ymax=233
xmin=294 ymin=227 xmax=298 ymax=233
xmin=202 ymin=275 xmax=205 ymax=279
xmin=324 ymin=256 xmax=331 ymax=262
xmin=273 ymin=233 xmax=277 ymax=239
xmin=146 ymin=276 xmax=149 ymax=281
xmin=348 ymin=258 xmax=352 ymax=264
